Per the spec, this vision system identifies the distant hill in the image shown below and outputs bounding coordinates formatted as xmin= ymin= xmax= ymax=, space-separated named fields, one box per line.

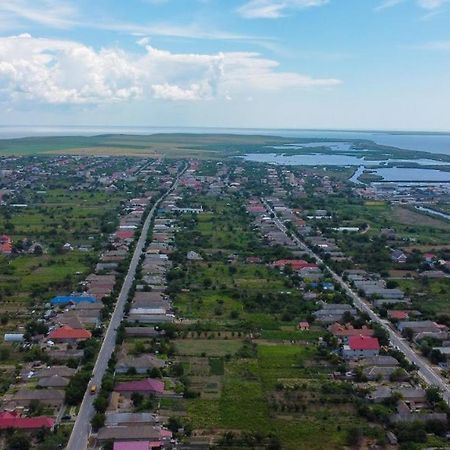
xmin=0 ymin=133 xmax=293 ymax=157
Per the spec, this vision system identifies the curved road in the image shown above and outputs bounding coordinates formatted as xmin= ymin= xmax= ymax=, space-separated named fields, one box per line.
xmin=262 ymin=198 xmax=450 ymax=404
xmin=66 ymin=164 xmax=186 ymax=450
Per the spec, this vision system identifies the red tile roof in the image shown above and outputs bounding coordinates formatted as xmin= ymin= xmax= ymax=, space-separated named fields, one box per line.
xmin=388 ymin=310 xmax=409 ymax=320
xmin=298 ymin=321 xmax=310 ymax=329
xmin=247 ymin=206 xmax=265 ymax=213
xmin=0 ymin=412 xmax=54 ymax=430
xmin=0 ymin=242 xmax=12 ymax=254
xmin=348 ymin=335 xmax=380 ymax=351
xmin=115 ymin=230 xmax=135 ymax=240
xmin=272 ymin=259 xmax=318 ymax=270
xmin=48 ymin=325 xmax=92 ymax=340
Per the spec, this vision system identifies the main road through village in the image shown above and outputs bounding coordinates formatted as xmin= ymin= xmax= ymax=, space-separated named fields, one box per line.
xmin=66 ymin=164 xmax=186 ymax=450
xmin=261 ymin=198 xmax=450 ymax=404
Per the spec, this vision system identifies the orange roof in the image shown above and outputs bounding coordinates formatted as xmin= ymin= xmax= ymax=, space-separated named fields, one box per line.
xmin=0 ymin=243 xmax=12 ymax=254
xmin=388 ymin=310 xmax=409 ymax=320
xmin=328 ymin=323 xmax=374 ymax=337
xmin=48 ymin=325 xmax=91 ymax=340
xmin=272 ymin=259 xmax=317 ymax=270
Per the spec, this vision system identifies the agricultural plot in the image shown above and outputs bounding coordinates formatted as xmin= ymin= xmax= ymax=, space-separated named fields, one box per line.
xmin=0 ymin=190 xmax=123 ymax=243
xmin=174 ymin=263 xmax=289 ymax=321
xmin=185 ymin=343 xmax=376 ymax=450
xmin=303 ymin=196 xmax=450 ymax=246
xmin=169 ymin=193 xmax=380 ymax=449
xmin=396 ymin=278 xmax=450 ymax=317
xmin=0 ymin=188 xmax=126 ymax=344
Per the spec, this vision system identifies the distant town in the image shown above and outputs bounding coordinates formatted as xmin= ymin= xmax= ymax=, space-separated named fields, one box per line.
xmin=0 ymin=149 xmax=450 ymax=449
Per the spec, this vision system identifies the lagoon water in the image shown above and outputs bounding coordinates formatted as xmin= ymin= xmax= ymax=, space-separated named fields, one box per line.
xmin=373 ymin=168 xmax=450 ymax=182
xmin=268 ymin=130 xmax=450 ymax=156
xmin=416 ymin=206 xmax=450 ymax=220
xmin=243 ymin=152 xmax=379 ymax=166
xmin=242 ymin=153 xmax=450 ymax=182
xmin=243 ymin=152 xmax=450 ymax=167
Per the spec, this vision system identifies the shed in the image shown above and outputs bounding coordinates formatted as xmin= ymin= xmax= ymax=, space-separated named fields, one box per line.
xmin=4 ymin=333 xmax=24 ymax=342
xmin=50 ymin=295 xmax=96 ymax=306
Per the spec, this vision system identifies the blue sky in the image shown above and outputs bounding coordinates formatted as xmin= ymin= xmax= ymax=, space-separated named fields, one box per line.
xmin=0 ymin=0 xmax=450 ymax=131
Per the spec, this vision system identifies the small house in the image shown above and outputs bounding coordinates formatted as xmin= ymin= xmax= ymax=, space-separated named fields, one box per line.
xmin=297 ymin=321 xmax=310 ymax=331
xmin=342 ymin=335 xmax=380 ymax=359
xmin=47 ymin=325 xmax=92 ymax=343
xmin=391 ymin=249 xmax=407 ymax=264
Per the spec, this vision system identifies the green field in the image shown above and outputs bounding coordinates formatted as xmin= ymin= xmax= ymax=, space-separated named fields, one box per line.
xmin=396 ymin=278 xmax=450 ymax=317
xmin=0 ymin=133 xmax=292 ymax=158
xmin=0 ymin=186 xmax=127 ymax=343
xmin=166 ymin=190 xmax=381 ymax=449
xmin=185 ymin=344 xmax=373 ymax=449
xmin=175 ymin=339 xmax=243 ymax=357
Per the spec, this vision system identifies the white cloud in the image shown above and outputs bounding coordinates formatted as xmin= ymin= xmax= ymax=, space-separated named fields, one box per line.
xmin=417 ymin=0 xmax=448 ymax=9
xmin=0 ymin=0 xmax=268 ymax=44
xmin=418 ymin=40 xmax=450 ymax=50
xmin=238 ymin=0 xmax=328 ymax=19
xmin=375 ymin=0 xmax=405 ymax=11
xmin=152 ymin=83 xmax=210 ymax=100
xmin=0 ymin=0 xmax=77 ymax=29
xmin=376 ymin=0 xmax=448 ymax=10
xmin=0 ymin=34 xmax=340 ymax=106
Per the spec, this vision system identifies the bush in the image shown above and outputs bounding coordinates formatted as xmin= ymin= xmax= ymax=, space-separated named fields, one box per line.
xmin=7 ymin=433 xmax=31 ymax=450
xmin=91 ymin=412 xmax=105 ymax=432
xmin=65 ymin=370 xmax=91 ymax=405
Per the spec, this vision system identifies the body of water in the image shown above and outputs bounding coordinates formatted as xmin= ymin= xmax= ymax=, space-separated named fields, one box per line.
xmin=243 ymin=152 xmax=382 ymax=166
xmin=242 ymin=153 xmax=450 ymax=182
xmin=349 ymin=166 xmax=365 ymax=184
xmin=416 ymin=206 xmax=450 ymax=220
xmin=243 ymin=153 xmax=450 ymax=167
xmin=372 ymin=168 xmax=450 ymax=182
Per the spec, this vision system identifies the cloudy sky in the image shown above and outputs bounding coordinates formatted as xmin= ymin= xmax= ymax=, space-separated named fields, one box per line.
xmin=1 ymin=0 xmax=450 ymax=131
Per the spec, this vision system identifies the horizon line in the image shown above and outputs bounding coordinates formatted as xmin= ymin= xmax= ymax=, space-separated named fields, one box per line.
xmin=1 ymin=125 xmax=450 ymax=135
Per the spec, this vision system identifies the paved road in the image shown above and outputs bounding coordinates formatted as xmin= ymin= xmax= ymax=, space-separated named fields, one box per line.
xmin=262 ymin=198 xmax=450 ymax=403
xmin=66 ymin=164 xmax=186 ymax=450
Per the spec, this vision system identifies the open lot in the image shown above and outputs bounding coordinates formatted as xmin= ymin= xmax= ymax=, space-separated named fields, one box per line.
xmin=396 ymin=278 xmax=450 ymax=317
xmin=185 ymin=343 xmax=374 ymax=450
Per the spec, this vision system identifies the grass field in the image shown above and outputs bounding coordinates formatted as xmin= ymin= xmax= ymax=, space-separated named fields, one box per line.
xmin=396 ymin=278 xmax=450 ymax=317
xmin=0 ymin=187 xmax=126 ymax=343
xmin=184 ymin=343 xmax=374 ymax=449
xmin=168 ymin=190 xmax=382 ymax=449
xmin=0 ymin=189 xmax=123 ymax=241
xmin=175 ymin=339 xmax=243 ymax=357
xmin=392 ymin=206 xmax=450 ymax=231
xmin=259 ymin=328 xmax=324 ymax=341
xmin=0 ymin=133 xmax=292 ymax=158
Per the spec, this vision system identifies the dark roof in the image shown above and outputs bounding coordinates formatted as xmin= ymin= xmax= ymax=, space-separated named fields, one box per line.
xmin=97 ymin=425 xmax=162 ymax=441
xmin=35 ymin=366 xmax=76 ymax=378
xmin=10 ymin=389 xmax=65 ymax=401
xmin=38 ymin=375 xmax=70 ymax=388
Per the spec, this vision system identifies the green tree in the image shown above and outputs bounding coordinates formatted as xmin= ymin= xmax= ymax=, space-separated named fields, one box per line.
xmin=65 ymin=371 xmax=90 ymax=405
xmin=91 ymin=412 xmax=105 ymax=432
xmin=7 ymin=434 xmax=31 ymax=450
